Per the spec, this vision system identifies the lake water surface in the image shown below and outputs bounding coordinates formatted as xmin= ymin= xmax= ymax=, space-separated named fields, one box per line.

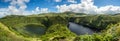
xmin=68 ymin=22 xmax=94 ymax=35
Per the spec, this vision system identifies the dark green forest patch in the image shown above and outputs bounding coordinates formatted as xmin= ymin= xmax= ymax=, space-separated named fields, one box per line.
xmin=0 ymin=14 xmax=120 ymax=41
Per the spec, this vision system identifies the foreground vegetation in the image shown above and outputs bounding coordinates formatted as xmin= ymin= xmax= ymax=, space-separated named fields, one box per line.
xmin=0 ymin=12 xmax=120 ymax=41
xmin=0 ymin=22 xmax=28 ymax=41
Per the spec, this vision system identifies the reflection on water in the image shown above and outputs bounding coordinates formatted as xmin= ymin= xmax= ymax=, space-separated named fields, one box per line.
xmin=68 ymin=22 xmax=94 ymax=35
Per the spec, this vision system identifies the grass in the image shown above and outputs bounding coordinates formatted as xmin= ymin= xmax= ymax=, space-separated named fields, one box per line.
xmin=72 ymin=15 xmax=120 ymax=31
xmin=0 ymin=13 xmax=120 ymax=41
xmin=0 ymin=22 xmax=29 ymax=41
xmin=40 ymin=24 xmax=76 ymax=41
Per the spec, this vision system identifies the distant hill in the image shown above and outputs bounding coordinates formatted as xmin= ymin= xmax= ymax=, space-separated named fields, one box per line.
xmin=0 ymin=13 xmax=120 ymax=41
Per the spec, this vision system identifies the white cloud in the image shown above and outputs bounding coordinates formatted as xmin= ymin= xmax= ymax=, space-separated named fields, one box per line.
xmin=1 ymin=0 xmax=30 ymax=15
xmin=32 ymin=7 xmax=49 ymax=14
xmin=1 ymin=0 xmax=120 ymax=18
xmin=8 ymin=0 xmax=30 ymax=15
xmin=97 ymin=5 xmax=120 ymax=14
xmin=67 ymin=0 xmax=77 ymax=3
xmin=35 ymin=7 xmax=40 ymax=12
xmin=0 ymin=8 xmax=9 ymax=17
xmin=54 ymin=0 xmax=61 ymax=2
xmin=40 ymin=8 xmax=49 ymax=13
xmin=0 ymin=0 xmax=50 ymax=17
xmin=56 ymin=0 xmax=120 ymax=14
xmin=0 ymin=0 xmax=30 ymax=17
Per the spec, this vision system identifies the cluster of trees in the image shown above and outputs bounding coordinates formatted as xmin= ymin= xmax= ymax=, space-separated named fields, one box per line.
xmin=40 ymin=24 xmax=76 ymax=41
xmin=0 ymin=15 xmax=75 ymax=41
xmin=0 ymin=14 xmax=120 ymax=41
xmin=71 ymin=15 xmax=120 ymax=31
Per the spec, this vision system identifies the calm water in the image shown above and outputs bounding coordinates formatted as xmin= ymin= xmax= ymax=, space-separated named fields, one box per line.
xmin=68 ymin=22 xmax=94 ymax=35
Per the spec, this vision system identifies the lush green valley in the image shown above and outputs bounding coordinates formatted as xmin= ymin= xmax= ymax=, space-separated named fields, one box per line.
xmin=0 ymin=13 xmax=120 ymax=41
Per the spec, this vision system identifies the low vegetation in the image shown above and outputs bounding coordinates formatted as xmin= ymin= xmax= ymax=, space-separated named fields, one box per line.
xmin=72 ymin=15 xmax=120 ymax=31
xmin=0 ymin=22 xmax=28 ymax=41
xmin=0 ymin=12 xmax=120 ymax=41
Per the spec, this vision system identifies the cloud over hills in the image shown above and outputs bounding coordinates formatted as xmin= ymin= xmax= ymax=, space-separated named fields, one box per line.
xmin=56 ymin=0 xmax=120 ymax=14
xmin=1 ymin=0 xmax=120 ymax=17
xmin=0 ymin=0 xmax=30 ymax=16
xmin=32 ymin=7 xmax=49 ymax=14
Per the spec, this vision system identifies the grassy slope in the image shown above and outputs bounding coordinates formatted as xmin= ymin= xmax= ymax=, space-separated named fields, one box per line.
xmin=0 ymin=15 xmax=47 ymax=37
xmin=72 ymin=15 xmax=120 ymax=31
xmin=0 ymin=22 xmax=45 ymax=41
xmin=0 ymin=15 xmax=76 ymax=41
xmin=0 ymin=14 xmax=120 ymax=41
xmin=73 ymin=23 xmax=120 ymax=41
xmin=0 ymin=22 xmax=28 ymax=41
xmin=40 ymin=24 xmax=76 ymax=41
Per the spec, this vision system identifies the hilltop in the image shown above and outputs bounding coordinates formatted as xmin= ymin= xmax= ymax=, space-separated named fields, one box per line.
xmin=0 ymin=13 xmax=120 ymax=41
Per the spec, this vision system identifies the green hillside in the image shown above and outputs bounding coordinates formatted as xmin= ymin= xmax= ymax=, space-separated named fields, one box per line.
xmin=0 ymin=13 xmax=120 ymax=41
xmin=0 ymin=22 xmax=28 ymax=41
xmin=71 ymin=15 xmax=120 ymax=31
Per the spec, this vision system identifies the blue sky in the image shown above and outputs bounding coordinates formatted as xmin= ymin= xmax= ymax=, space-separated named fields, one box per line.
xmin=0 ymin=0 xmax=120 ymax=11
xmin=0 ymin=0 xmax=120 ymax=15
xmin=94 ymin=0 xmax=120 ymax=7
xmin=0 ymin=0 xmax=80 ymax=11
